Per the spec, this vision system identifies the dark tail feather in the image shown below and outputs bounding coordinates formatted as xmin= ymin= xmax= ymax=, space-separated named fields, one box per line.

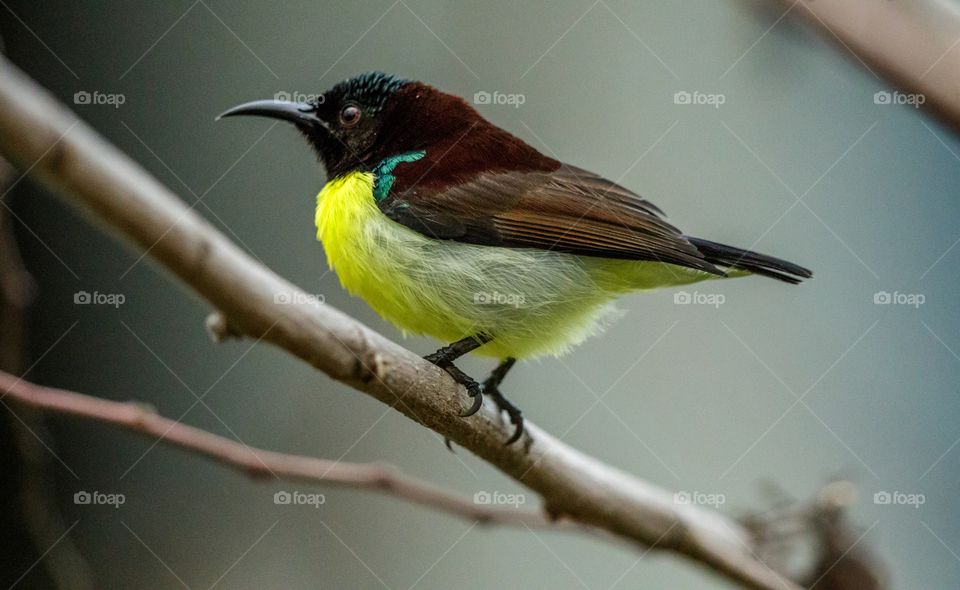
xmin=686 ymin=237 xmax=813 ymax=285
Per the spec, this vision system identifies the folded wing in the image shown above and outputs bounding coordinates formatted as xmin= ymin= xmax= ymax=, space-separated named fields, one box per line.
xmin=379 ymin=164 xmax=724 ymax=275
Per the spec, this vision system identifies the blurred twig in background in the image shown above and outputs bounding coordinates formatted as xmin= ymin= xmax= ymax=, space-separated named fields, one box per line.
xmin=743 ymin=480 xmax=889 ymax=590
xmin=1 ymin=148 xmax=94 ymax=588
xmin=777 ymin=0 xmax=960 ymax=132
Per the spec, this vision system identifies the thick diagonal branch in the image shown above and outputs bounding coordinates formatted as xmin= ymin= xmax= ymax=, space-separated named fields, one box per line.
xmin=0 ymin=57 xmax=799 ymax=590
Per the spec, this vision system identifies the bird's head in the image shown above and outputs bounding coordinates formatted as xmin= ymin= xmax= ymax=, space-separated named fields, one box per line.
xmin=219 ymin=72 xmax=481 ymax=179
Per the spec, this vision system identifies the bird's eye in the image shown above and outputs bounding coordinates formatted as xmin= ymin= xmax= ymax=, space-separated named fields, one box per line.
xmin=339 ymin=104 xmax=362 ymax=127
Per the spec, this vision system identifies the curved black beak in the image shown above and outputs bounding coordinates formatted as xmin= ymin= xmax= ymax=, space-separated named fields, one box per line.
xmin=217 ymin=100 xmax=328 ymax=131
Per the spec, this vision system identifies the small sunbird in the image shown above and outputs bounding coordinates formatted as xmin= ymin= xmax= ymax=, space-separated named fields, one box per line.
xmin=220 ymin=72 xmax=811 ymax=445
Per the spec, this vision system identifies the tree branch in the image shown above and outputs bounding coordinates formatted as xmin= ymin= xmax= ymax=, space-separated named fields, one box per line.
xmin=0 ymin=370 xmax=579 ymax=530
xmin=776 ymin=0 xmax=960 ymax=132
xmin=0 ymin=56 xmax=800 ymax=590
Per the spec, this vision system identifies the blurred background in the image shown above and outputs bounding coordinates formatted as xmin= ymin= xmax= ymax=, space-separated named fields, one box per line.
xmin=1 ymin=0 xmax=959 ymax=587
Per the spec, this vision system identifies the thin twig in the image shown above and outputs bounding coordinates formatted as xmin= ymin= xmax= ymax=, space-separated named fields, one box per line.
xmin=0 ymin=370 xmax=572 ymax=530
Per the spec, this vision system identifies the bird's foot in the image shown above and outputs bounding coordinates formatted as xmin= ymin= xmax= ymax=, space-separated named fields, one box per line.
xmin=424 ymin=354 xmax=484 ymax=417
xmin=424 ymin=335 xmax=494 ymax=451
xmin=482 ymin=378 xmax=524 ymax=445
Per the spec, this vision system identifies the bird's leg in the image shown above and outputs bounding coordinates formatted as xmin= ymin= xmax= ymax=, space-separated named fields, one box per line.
xmin=424 ymin=334 xmax=491 ymax=417
xmin=482 ymin=357 xmax=524 ymax=445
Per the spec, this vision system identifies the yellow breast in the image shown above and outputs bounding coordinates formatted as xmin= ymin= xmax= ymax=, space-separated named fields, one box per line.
xmin=315 ymin=171 xmax=381 ymax=294
xmin=315 ymin=171 xmax=448 ymax=340
xmin=314 ymin=171 xmax=507 ymax=350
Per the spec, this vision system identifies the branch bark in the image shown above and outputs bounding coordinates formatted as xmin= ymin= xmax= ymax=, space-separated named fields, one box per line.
xmin=0 ymin=56 xmax=800 ymax=590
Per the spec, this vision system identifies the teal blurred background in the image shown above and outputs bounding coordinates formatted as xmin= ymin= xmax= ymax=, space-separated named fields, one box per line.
xmin=2 ymin=0 xmax=959 ymax=587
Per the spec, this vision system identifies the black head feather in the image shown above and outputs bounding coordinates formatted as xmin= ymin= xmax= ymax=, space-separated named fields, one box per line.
xmin=323 ymin=72 xmax=408 ymax=113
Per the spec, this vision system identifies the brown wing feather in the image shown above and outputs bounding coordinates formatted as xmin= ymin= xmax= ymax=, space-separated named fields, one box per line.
xmin=380 ymin=164 xmax=722 ymax=275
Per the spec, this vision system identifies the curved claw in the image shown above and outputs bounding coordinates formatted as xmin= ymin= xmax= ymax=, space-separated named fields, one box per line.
xmin=444 ymin=437 xmax=456 ymax=452
xmin=484 ymin=381 xmax=525 ymax=445
xmin=504 ymin=415 xmax=524 ymax=445
xmin=459 ymin=389 xmax=483 ymax=417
